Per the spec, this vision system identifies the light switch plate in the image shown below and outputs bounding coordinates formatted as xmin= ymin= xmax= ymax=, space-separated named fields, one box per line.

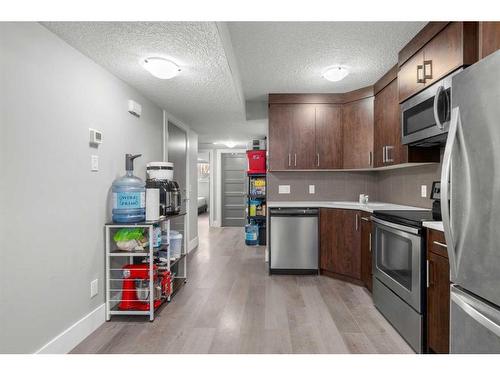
xmin=421 ymin=185 xmax=427 ymax=198
xmin=90 ymin=279 xmax=98 ymax=298
xmin=309 ymin=185 xmax=315 ymax=194
xmin=278 ymin=185 xmax=290 ymax=194
xmin=91 ymin=155 xmax=99 ymax=172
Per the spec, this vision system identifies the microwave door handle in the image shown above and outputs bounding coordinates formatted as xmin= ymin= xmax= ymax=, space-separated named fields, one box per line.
xmin=434 ymin=85 xmax=445 ymax=130
xmin=441 ymin=106 xmax=461 ymax=280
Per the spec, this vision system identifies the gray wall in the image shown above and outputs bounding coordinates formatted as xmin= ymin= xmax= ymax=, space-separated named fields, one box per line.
xmin=0 ymin=23 xmax=163 ymax=353
xmin=268 ymin=163 xmax=441 ymax=209
xmin=188 ymin=131 xmax=198 ymax=244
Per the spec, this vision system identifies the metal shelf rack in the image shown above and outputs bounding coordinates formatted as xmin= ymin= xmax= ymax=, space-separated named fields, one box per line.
xmin=105 ymin=212 xmax=187 ymax=322
xmin=246 ymin=172 xmax=267 ymax=245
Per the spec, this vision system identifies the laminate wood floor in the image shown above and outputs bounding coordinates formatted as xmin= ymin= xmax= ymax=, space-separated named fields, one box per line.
xmin=71 ymin=213 xmax=414 ymax=354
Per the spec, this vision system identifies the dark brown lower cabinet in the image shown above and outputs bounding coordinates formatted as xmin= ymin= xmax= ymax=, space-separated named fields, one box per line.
xmin=426 ymin=229 xmax=450 ymax=354
xmin=360 ymin=214 xmax=372 ymax=292
xmin=320 ymin=208 xmax=362 ymax=283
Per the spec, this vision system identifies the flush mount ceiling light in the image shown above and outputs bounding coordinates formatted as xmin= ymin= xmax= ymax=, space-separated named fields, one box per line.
xmin=141 ymin=57 xmax=181 ymax=79
xmin=214 ymin=141 xmax=238 ymax=148
xmin=322 ymin=66 xmax=349 ymax=82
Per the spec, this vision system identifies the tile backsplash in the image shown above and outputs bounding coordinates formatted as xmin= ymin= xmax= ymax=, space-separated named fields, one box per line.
xmin=375 ymin=164 xmax=441 ymax=208
xmin=268 ymin=171 xmax=378 ymax=202
xmin=268 ymin=163 xmax=441 ymax=209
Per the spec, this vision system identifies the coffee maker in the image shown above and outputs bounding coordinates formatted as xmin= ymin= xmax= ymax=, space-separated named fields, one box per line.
xmin=170 ymin=181 xmax=181 ymax=214
xmin=146 ymin=161 xmax=181 ymax=215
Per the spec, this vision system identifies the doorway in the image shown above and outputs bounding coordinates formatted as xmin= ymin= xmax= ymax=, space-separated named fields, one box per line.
xmin=197 ymin=151 xmax=210 ymax=234
xmin=221 ymin=152 xmax=246 ymax=227
xmin=167 ymin=121 xmax=188 ymax=250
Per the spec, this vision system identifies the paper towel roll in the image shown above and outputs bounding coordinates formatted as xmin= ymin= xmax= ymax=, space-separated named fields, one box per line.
xmin=146 ymin=188 xmax=160 ymax=221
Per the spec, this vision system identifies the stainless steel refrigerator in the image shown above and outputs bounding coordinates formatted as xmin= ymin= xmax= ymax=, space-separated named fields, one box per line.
xmin=442 ymin=50 xmax=500 ymax=353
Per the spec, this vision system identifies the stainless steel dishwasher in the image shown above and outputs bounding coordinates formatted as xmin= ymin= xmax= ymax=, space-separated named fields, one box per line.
xmin=269 ymin=207 xmax=319 ymax=274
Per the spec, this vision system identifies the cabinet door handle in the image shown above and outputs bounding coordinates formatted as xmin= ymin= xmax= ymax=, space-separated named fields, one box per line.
xmin=433 ymin=240 xmax=447 ymax=248
xmin=369 ymin=232 xmax=372 ymax=252
xmin=368 ymin=151 xmax=373 ymax=167
xmin=382 ymin=146 xmax=386 ymax=163
xmin=361 ymin=217 xmax=370 ymax=222
xmin=417 ymin=64 xmax=425 ymax=83
xmin=294 ymin=153 xmax=297 ymax=167
xmin=317 ymin=153 xmax=320 ymax=167
xmin=385 ymin=145 xmax=394 ymax=163
xmin=288 ymin=153 xmax=291 ymax=167
xmin=424 ymin=60 xmax=433 ymax=80
xmin=355 ymin=213 xmax=359 ymax=231
xmin=426 ymin=260 xmax=431 ymax=288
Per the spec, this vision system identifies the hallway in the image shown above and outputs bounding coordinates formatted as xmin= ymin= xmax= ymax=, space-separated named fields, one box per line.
xmin=72 ymin=214 xmax=413 ymax=354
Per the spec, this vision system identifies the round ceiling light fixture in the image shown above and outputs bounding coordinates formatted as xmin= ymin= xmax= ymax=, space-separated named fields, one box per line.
xmin=322 ymin=66 xmax=349 ymax=82
xmin=213 ymin=141 xmax=238 ymax=148
xmin=141 ymin=57 xmax=181 ymax=79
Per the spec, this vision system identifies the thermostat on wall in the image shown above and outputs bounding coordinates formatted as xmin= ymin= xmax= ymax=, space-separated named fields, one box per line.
xmin=128 ymin=99 xmax=142 ymax=117
xmin=89 ymin=128 xmax=102 ymax=146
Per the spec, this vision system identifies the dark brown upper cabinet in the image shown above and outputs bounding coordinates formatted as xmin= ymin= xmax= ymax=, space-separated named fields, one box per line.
xmin=479 ymin=22 xmax=500 ymax=59
xmin=398 ymin=22 xmax=478 ymax=103
xmin=268 ymin=104 xmax=293 ymax=171
xmin=342 ymin=97 xmax=374 ymax=169
xmin=268 ymin=92 xmax=371 ymax=171
xmin=374 ymin=73 xmax=402 ymax=168
xmin=374 ymin=65 xmax=441 ymax=167
xmin=268 ymin=103 xmax=316 ymax=170
xmin=315 ymin=104 xmax=343 ymax=169
xmin=289 ymin=104 xmax=317 ymax=169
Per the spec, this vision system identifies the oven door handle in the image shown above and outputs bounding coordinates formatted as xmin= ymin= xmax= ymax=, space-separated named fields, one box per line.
xmin=371 ymin=217 xmax=420 ymax=235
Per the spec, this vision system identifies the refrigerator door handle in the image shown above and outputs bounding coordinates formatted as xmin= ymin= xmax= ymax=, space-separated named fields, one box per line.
xmin=441 ymin=106 xmax=460 ymax=280
xmin=452 ymin=288 xmax=500 ymax=338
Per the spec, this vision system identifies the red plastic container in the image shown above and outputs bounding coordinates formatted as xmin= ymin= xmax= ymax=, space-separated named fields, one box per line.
xmin=247 ymin=150 xmax=266 ymax=174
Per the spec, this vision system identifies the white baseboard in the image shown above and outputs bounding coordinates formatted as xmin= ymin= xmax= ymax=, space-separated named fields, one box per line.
xmin=36 ymin=303 xmax=105 ymax=354
xmin=188 ymin=236 xmax=199 ymax=252
xmin=212 ymin=220 xmax=221 ymax=227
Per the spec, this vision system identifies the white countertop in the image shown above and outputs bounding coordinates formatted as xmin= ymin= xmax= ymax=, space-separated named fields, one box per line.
xmin=423 ymin=221 xmax=444 ymax=232
xmin=267 ymin=200 xmax=429 ymax=213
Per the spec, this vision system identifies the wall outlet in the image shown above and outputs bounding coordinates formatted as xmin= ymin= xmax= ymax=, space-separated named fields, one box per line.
xmin=90 ymin=279 xmax=98 ymax=298
xmin=278 ymin=185 xmax=290 ymax=194
xmin=309 ymin=185 xmax=315 ymax=194
xmin=421 ymin=185 xmax=427 ymax=198
xmin=91 ymin=155 xmax=99 ymax=172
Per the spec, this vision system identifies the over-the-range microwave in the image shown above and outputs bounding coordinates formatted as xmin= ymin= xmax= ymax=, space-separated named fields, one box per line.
xmin=401 ymin=68 xmax=462 ymax=146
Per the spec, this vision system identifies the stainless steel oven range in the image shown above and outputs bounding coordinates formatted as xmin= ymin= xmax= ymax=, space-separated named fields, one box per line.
xmin=371 ymin=210 xmax=434 ymax=353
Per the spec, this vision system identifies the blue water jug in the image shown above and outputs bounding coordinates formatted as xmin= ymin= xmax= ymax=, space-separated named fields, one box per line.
xmin=112 ymin=154 xmax=146 ymax=223
xmin=245 ymin=223 xmax=259 ymax=246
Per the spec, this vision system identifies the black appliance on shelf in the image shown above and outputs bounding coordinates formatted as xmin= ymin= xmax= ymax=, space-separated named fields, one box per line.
xmin=145 ymin=179 xmax=181 ymax=216
xmin=170 ymin=181 xmax=182 ymax=214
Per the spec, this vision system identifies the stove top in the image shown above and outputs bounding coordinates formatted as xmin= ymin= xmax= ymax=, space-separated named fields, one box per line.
xmin=372 ymin=210 xmax=434 ymax=228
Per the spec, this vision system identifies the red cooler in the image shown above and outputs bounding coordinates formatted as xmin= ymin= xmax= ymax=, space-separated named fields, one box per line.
xmin=247 ymin=150 xmax=266 ymax=174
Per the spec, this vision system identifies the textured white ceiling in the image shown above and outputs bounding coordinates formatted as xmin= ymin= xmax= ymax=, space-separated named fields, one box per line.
xmin=42 ymin=22 xmax=263 ymax=143
xmin=228 ymin=22 xmax=426 ymax=100
xmin=42 ymin=22 xmax=425 ymax=144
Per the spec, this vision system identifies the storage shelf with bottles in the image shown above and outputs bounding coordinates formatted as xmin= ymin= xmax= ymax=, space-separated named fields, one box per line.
xmin=104 ymin=215 xmax=187 ymax=322
xmin=246 ymin=173 xmax=267 ymax=246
